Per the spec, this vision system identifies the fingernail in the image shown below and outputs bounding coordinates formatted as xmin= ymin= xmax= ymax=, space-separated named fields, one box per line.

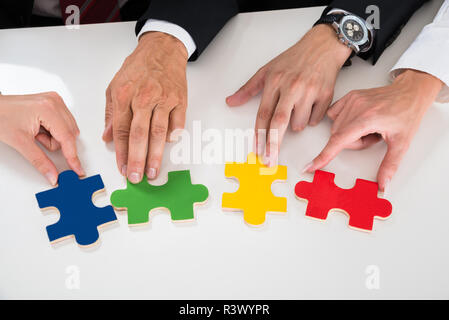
xmin=302 ymin=161 xmax=314 ymax=173
xmin=46 ymin=172 xmax=57 ymax=186
xmin=121 ymin=165 xmax=127 ymax=177
xmin=128 ymin=172 xmax=141 ymax=184
xmin=79 ymin=167 xmax=86 ymax=177
xmin=147 ymin=168 xmax=157 ymax=180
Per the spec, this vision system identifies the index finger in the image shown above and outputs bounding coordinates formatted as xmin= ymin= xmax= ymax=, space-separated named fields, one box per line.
xmin=305 ymin=126 xmax=366 ymax=173
xmin=41 ymin=110 xmax=84 ymax=176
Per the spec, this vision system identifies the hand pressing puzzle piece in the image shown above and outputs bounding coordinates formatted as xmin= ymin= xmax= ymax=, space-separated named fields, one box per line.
xmin=110 ymin=170 xmax=208 ymax=225
xmin=295 ymin=170 xmax=392 ymax=232
xmin=35 ymin=170 xmax=117 ymax=247
xmin=222 ymin=152 xmax=287 ymax=226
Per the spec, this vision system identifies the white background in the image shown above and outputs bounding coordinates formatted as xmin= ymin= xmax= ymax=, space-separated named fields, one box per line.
xmin=0 ymin=2 xmax=448 ymax=299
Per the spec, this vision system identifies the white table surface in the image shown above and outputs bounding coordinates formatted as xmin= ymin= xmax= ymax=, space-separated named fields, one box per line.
xmin=1 ymin=2 xmax=448 ymax=299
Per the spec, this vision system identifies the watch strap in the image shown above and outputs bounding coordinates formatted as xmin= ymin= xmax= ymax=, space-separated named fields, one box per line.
xmin=313 ymin=13 xmax=344 ymax=27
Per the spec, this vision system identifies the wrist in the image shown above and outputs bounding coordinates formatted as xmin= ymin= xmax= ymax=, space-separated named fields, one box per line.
xmin=311 ymin=24 xmax=352 ymax=68
xmin=138 ymin=31 xmax=188 ymax=61
xmin=394 ymin=69 xmax=443 ymax=102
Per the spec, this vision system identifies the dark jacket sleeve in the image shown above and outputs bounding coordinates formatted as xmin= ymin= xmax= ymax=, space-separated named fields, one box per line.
xmin=135 ymin=0 xmax=239 ymax=61
xmin=323 ymin=0 xmax=429 ymax=64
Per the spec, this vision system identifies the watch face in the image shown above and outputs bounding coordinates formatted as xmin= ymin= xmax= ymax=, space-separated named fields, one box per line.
xmin=342 ymin=19 xmax=364 ymax=42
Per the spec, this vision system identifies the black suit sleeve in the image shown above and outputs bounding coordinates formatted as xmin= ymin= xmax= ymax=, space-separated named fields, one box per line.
xmin=135 ymin=0 xmax=239 ymax=61
xmin=323 ymin=0 xmax=429 ymax=64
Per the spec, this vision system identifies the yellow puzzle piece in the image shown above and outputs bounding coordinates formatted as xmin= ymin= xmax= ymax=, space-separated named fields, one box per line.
xmin=222 ymin=152 xmax=287 ymax=226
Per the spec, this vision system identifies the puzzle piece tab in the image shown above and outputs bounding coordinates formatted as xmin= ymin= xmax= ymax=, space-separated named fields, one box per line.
xmin=295 ymin=170 xmax=392 ymax=232
xmin=35 ymin=170 xmax=117 ymax=247
xmin=222 ymin=152 xmax=287 ymax=226
xmin=110 ymin=170 xmax=208 ymax=225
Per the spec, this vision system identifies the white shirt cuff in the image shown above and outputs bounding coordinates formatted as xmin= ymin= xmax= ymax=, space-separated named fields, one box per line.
xmin=137 ymin=19 xmax=197 ymax=58
xmin=390 ymin=1 xmax=449 ymax=103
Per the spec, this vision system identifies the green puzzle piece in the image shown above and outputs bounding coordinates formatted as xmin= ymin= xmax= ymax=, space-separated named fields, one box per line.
xmin=110 ymin=170 xmax=209 ymax=225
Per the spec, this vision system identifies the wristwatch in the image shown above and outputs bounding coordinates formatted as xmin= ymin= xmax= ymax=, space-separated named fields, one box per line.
xmin=314 ymin=10 xmax=374 ymax=61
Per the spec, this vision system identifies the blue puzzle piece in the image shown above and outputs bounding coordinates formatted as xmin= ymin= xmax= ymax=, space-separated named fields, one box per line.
xmin=35 ymin=170 xmax=117 ymax=247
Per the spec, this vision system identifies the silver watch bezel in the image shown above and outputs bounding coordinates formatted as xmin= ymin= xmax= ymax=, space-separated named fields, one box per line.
xmin=332 ymin=14 xmax=372 ymax=53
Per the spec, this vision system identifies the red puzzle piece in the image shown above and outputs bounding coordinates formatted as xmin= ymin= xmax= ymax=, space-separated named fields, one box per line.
xmin=294 ymin=170 xmax=392 ymax=232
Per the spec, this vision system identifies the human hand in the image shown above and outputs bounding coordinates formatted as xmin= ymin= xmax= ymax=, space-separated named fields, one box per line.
xmin=0 ymin=92 xmax=84 ymax=185
xmin=226 ymin=25 xmax=352 ymax=166
xmin=103 ymin=31 xmax=188 ymax=183
xmin=305 ymin=69 xmax=443 ymax=192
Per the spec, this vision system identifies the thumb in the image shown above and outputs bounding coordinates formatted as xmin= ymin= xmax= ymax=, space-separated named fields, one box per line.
xmin=16 ymin=135 xmax=59 ymax=185
xmin=226 ymin=67 xmax=266 ymax=107
xmin=377 ymin=139 xmax=409 ymax=192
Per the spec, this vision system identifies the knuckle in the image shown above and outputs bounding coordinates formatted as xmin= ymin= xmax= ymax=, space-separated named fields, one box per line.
xmin=257 ymin=108 xmax=272 ymax=122
xmin=268 ymin=71 xmax=284 ymax=84
xmin=361 ymin=109 xmax=377 ymax=122
xmin=329 ymin=132 xmax=343 ymax=145
xmin=167 ymin=92 xmax=182 ymax=107
xmin=292 ymin=123 xmax=306 ymax=132
xmin=154 ymin=94 xmax=169 ymax=107
xmin=150 ymin=123 xmax=168 ymax=138
xmin=130 ymin=125 xmax=147 ymax=143
xmin=315 ymin=151 xmax=327 ymax=163
xmin=348 ymin=91 xmax=364 ymax=105
xmin=114 ymin=126 xmax=130 ymax=141
xmin=30 ymin=156 xmax=47 ymax=170
xmin=39 ymin=95 xmax=57 ymax=109
xmin=385 ymin=161 xmax=399 ymax=173
xmin=60 ymin=130 xmax=75 ymax=142
xmin=287 ymin=76 xmax=303 ymax=92
xmin=304 ymin=79 xmax=319 ymax=92
xmin=257 ymin=66 xmax=267 ymax=75
xmin=272 ymin=111 xmax=289 ymax=126
xmin=66 ymin=155 xmax=79 ymax=164
xmin=323 ymin=87 xmax=334 ymax=100
xmin=45 ymin=91 xmax=62 ymax=102
xmin=133 ymin=91 xmax=154 ymax=110
xmin=113 ymin=84 xmax=132 ymax=104
xmin=347 ymin=90 xmax=358 ymax=98
xmin=353 ymin=96 xmax=366 ymax=106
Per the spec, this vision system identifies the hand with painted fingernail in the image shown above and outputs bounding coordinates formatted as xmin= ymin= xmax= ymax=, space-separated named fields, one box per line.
xmin=103 ymin=31 xmax=188 ymax=184
xmin=226 ymin=25 xmax=352 ymax=166
xmin=304 ymin=69 xmax=443 ymax=192
xmin=0 ymin=92 xmax=84 ymax=185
